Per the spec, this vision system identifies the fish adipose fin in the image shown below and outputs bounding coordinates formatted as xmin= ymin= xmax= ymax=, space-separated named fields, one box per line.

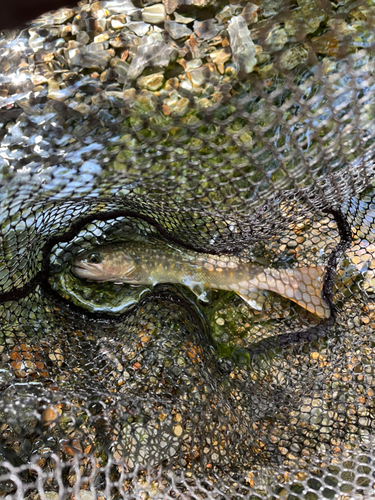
xmin=237 ymin=290 xmax=266 ymax=311
xmin=263 ymin=266 xmax=330 ymax=318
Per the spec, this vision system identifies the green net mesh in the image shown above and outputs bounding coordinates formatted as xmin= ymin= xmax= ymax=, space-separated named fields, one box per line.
xmin=1 ymin=0 xmax=375 ymax=498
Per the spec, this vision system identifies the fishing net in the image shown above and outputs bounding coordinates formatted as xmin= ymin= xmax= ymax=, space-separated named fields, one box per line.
xmin=1 ymin=0 xmax=375 ymax=498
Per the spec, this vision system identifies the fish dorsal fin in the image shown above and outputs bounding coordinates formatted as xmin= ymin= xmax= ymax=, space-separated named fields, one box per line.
xmin=236 ymin=290 xmax=266 ymax=311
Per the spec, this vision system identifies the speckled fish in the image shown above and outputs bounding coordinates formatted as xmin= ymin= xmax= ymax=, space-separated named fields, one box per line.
xmin=73 ymin=241 xmax=330 ymax=318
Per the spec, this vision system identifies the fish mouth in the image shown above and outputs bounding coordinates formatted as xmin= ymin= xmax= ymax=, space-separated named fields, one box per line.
xmin=72 ymin=262 xmax=89 ymax=273
xmin=73 ymin=263 xmax=86 ymax=271
xmin=72 ymin=263 xmax=101 ymax=280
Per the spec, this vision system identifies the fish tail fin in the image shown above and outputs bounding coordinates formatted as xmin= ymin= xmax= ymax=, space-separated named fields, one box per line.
xmin=265 ymin=266 xmax=330 ymax=318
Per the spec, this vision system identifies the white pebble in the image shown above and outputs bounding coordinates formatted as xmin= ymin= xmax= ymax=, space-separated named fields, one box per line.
xmin=142 ymin=4 xmax=166 ymax=24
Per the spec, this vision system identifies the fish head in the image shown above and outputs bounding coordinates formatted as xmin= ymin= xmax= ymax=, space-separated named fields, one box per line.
xmin=72 ymin=246 xmax=139 ymax=282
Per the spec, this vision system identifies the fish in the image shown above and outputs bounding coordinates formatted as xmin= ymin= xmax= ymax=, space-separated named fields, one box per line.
xmin=72 ymin=240 xmax=330 ymax=318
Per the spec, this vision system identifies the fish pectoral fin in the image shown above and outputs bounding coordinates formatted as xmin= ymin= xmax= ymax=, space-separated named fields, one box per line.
xmin=197 ymin=291 xmax=210 ymax=302
xmin=122 ymin=265 xmax=140 ymax=279
xmin=236 ymin=290 xmax=265 ymax=311
xmin=190 ymin=283 xmax=211 ymax=303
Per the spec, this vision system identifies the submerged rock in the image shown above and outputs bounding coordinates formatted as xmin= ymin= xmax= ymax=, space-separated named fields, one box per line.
xmin=76 ymin=31 xmax=90 ymax=45
xmin=137 ymin=72 xmax=165 ymax=90
xmin=128 ymin=36 xmax=177 ymax=79
xmin=174 ymin=12 xmax=195 ymax=24
xmin=261 ymin=0 xmax=285 ymax=18
xmin=209 ymin=47 xmax=231 ymax=74
xmin=194 ymin=19 xmax=223 ymax=41
xmin=142 ymin=4 xmax=166 ymax=24
xmin=265 ymin=26 xmax=288 ymax=52
xmin=190 ymin=0 xmax=215 ymax=7
xmin=227 ymin=15 xmax=256 ymax=74
xmin=113 ymin=59 xmax=129 ymax=82
xmin=215 ymin=4 xmax=243 ymax=23
xmin=33 ymin=7 xmax=75 ymax=25
xmin=111 ymin=18 xmax=126 ymax=29
xmin=279 ymin=44 xmax=309 ymax=70
xmin=285 ymin=0 xmax=329 ymax=37
xmin=165 ymin=20 xmax=193 ymax=40
xmin=102 ymin=0 xmax=140 ymax=16
xmin=311 ymin=19 xmax=356 ymax=56
xmin=163 ymin=91 xmax=190 ymax=115
xmin=187 ymin=62 xmax=219 ymax=87
xmin=163 ymin=0 xmax=182 ymax=15
xmin=185 ymin=58 xmax=203 ymax=70
xmin=28 ymin=29 xmax=46 ymax=52
xmin=126 ymin=21 xmax=151 ymax=36
xmin=241 ymin=3 xmax=260 ymax=25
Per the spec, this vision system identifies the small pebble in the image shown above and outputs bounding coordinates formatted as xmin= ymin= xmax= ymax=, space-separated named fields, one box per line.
xmin=173 ymin=425 xmax=183 ymax=437
xmin=137 ymin=72 xmax=165 ymax=91
xmin=142 ymin=4 xmax=166 ymax=24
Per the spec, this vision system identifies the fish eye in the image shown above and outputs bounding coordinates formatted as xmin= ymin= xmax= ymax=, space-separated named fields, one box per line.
xmin=86 ymin=252 xmax=102 ymax=264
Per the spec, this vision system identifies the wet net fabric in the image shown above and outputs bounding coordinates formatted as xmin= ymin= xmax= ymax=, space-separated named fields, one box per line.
xmin=1 ymin=0 xmax=375 ymax=498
